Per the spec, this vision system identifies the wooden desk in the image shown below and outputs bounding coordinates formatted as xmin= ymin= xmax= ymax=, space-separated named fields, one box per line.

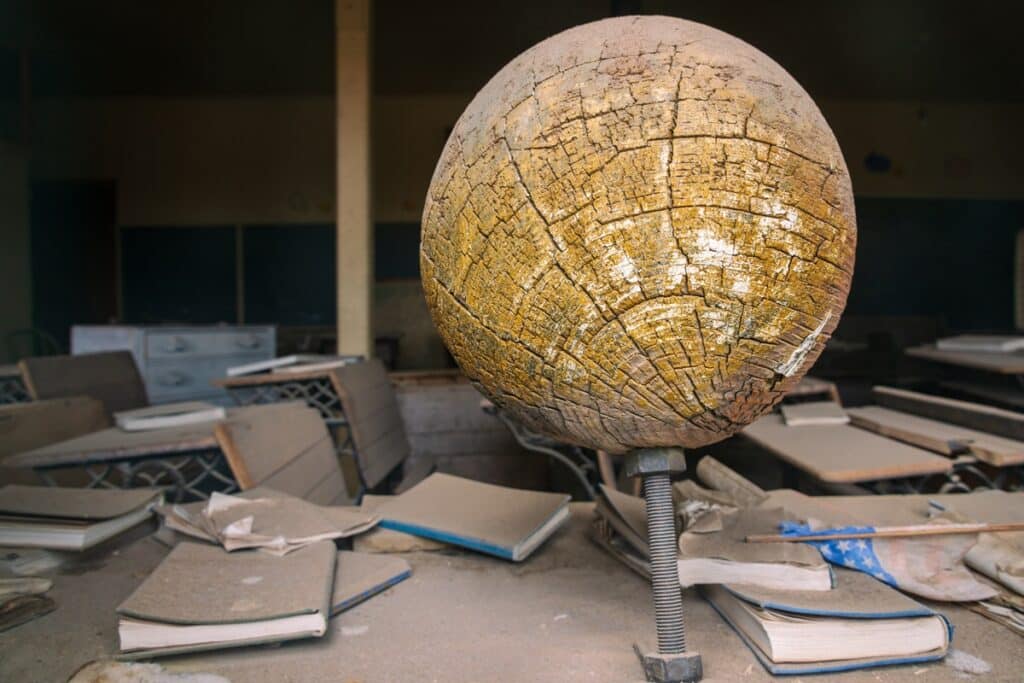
xmin=2 ymin=504 xmax=1021 ymax=682
xmin=742 ymin=414 xmax=954 ymax=485
xmin=907 ymin=344 xmax=1024 ymax=375
xmin=3 ymin=408 xmax=270 ymax=501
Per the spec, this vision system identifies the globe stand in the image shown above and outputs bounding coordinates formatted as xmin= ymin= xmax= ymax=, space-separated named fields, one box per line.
xmin=624 ymin=448 xmax=703 ymax=683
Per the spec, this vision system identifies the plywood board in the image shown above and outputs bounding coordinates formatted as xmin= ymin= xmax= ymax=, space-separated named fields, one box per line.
xmin=214 ymin=402 xmax=350 ymax=505
xmin=847 ymin=405 xmax=1024 ymax=466
xmin=906 ymin=344 xmax=1024 ymax=374
xmin=742 ymin=414 xmax=952 ymax=483
xmin=874 ymin=385 xmax=1024 ymax=441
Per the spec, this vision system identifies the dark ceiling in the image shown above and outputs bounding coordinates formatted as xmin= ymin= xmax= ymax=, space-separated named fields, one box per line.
xmin=0 ymin=0 xmax=1022 ymax=101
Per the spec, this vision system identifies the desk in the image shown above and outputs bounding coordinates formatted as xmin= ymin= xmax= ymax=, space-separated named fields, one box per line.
xmin=2 ymin=409 xmax=269 ymax=501
xmin=742 ymin=414 xmax=954 ymax=490
xmin=906 ymin=344 xmax=1024 ymax=375
xmin=0 ymin=364 xmax=30 ymax=404
xmin=1 ymin=504 xmax=1020 ymax=682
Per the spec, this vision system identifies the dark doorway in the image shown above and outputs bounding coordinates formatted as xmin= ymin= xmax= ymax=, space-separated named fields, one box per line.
xmin=29 ymin=180 xmax=117 ymax=352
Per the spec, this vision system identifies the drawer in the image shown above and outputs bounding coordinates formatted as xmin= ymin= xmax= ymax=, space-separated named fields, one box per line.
xmin=144 ymin=354 xmax=265 ymax=402
xmin=145 ymin=330 xmax=273 ymax=359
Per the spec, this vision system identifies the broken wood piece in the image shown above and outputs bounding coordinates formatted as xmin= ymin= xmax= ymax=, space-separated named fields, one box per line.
xmin=695 ymin=456 xmax=767 ymax=506
xmin=747 ymin=521 xmax=1024 ymax=543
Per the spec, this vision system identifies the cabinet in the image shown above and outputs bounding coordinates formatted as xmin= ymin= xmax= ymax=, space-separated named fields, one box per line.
xmin=71 ymin=325 xmax=276 ymax=405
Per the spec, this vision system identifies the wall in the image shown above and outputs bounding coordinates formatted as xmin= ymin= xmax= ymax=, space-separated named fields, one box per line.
xmin=0 ymin=142 xmax=31 ymax=362
xmin=12 ymin=96 xmax=1024 ymax=366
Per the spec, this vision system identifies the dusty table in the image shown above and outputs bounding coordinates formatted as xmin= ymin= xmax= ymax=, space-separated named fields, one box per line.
xmin=907 ymin=344 xmax=1024 ymax=375
xmin=3 ymin=409 xmax=262 ymax=501
xmin=1 ymin=504 xmax=1021 ymax=682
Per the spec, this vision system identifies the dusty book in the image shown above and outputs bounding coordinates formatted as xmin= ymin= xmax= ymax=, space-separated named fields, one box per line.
xmin=0 ymin=485 xmax=162 ymax=551
xmin=702 ymin=568 xmax=951 ymax=675
xmin=158 ymin=487 xmax=377 ymax=554
xmin=332 ymin=551 xmax=411 ymax=614
xmin=780 ymin=400 xmax=849 ymax=426
xmin=677 ymin=508 xmax=832 ymax=591
xmin=114 ymin=402 xmax=226 ymax=431
xmin=117 ymin=540 xmax=335 ymax=658
xmin=594 ymin=484 xmax=648 ymax=556
xmin=374 ymin=473 xmax=570 ymax=561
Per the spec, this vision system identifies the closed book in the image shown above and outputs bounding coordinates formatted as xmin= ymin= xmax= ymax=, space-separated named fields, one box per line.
xmin=332 ymin=551 xmax=411 ymax=614
xmin=375 ymin=473 xmax=570 ymax=561
xmin=114 ymin=402 xmax=226 ymax=431
xmin=117 ymin=540 xmax=335 ymax=658
xmin=703 ymin=569 xmax=951 ymax=675
xmin=0 ymin=485 xmax=161 ymax=551
xmin=780 ymin=401 xmax=849 ymax=426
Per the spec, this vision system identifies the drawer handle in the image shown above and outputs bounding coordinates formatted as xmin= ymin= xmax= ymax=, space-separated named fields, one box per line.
xmin=156 ymin=371 xmax=189 ymax=387
xmin=235 ymin=335 xmax=262 ymax=350
xmin=163 ymin=337 xmax=188 ymax=353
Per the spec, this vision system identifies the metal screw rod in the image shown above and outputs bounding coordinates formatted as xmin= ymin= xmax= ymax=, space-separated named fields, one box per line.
xmin=643 ymin=471 xmax=687 ymax=654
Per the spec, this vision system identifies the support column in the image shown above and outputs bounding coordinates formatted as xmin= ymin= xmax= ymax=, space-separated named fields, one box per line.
xmin=335 ymin=0 xmax=372 ymax=358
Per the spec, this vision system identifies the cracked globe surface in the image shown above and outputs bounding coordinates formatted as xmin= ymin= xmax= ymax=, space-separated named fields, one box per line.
xmin=420 ymin=16 xmax=856 ymax=454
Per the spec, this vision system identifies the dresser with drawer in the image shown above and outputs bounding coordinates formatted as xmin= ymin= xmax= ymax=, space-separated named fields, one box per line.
xmin=71 ymin=325 xmax=276 ymax=405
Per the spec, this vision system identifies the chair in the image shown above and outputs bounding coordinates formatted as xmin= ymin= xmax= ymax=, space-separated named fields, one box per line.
xmin=19 ymin=351 xmax=149 ymax=416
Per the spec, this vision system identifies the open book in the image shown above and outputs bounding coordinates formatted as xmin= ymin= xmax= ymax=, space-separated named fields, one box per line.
xmin=0 ymin=485 xmax=162 ymax=551
xmin=118 ymin=541 xmax=335 ymax=658
xmin=678 ymin=508 xmax=832 ymax=591
xmin=703 ymin=568 xmax=951 ymax=674
xmin=375 ymin=473 xmax=570 ymax=561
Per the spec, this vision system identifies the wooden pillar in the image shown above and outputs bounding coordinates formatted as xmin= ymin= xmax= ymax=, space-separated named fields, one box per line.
xmin=335 ymin=0 xmax=372 ymax=357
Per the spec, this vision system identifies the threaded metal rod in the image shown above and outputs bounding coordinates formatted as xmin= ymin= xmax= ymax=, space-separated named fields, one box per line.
xmin=643 ymin=472 xmax=687 ymax=654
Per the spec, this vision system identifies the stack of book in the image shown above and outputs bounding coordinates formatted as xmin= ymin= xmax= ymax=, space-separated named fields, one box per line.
xmin=589 ymin=485 xmax=953 ymax=673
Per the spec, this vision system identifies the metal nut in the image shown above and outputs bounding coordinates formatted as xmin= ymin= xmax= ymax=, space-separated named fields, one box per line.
xmin=638 ymin=650 xmax=703 ymax=683
xmin=624 ymin=447 xmax=688 ymax=478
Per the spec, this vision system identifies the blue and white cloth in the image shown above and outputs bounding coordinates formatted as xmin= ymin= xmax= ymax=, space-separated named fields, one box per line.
xmin=779 ymin=521 xmax=997 ymax=602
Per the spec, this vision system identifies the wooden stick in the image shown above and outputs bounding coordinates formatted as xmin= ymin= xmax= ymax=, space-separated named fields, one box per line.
xmin=596 ymin=450 xmax=617 ymax=490
xmin=747 ymin=521 xmax=1024 ymax=543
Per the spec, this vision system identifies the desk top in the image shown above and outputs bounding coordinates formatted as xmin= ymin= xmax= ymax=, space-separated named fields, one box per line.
xmin=907 ymin=344 xmax=1024 ymax=374
xmin=1 ymin=504 xmax=1020 ymax=682
xmin=743 ymin=414 xmax=954 ymax=483
xmin=6 ymin=405 xmax=270 ymax=468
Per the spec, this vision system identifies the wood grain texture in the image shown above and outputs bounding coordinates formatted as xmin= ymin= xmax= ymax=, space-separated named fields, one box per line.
xmin=421 ymin=17 xmax=856 ymax=452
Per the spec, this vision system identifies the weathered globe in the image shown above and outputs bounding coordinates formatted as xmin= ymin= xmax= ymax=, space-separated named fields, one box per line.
xmin=421 ymin=16 xmax=856 ymax=454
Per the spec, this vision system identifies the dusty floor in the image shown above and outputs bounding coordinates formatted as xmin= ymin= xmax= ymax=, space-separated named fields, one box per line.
xmin=1 ymin=504 xmax=1020 ymax=682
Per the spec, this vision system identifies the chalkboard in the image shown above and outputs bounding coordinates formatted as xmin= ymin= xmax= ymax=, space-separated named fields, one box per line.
xmin=846 ymin=198 xmax=1024 ymax=331
xmin=121 ymin=226 xmax=237 ymax=324
xmin=244 ymin=224 xmax=336 ymax=326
